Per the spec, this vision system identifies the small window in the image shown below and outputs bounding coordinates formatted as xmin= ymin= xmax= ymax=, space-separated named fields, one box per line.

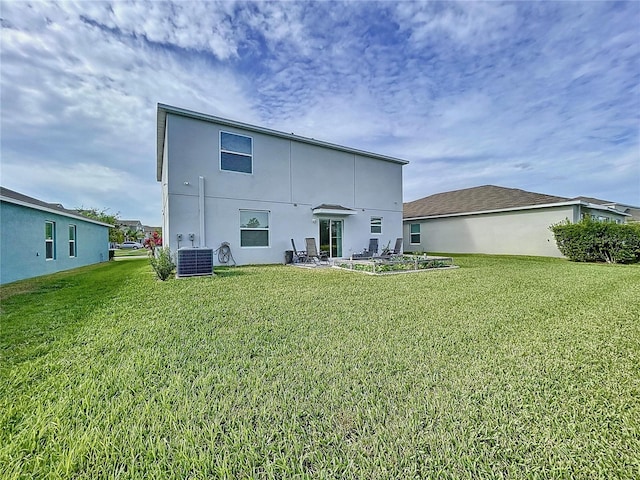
xmin=45 ymin=221 xmax=55 ymax=260
xmin=370 ymin=217 xmax=382 ymax=234
xmin=410 ymin=223 xmax=421 ymax=244
xmin=69 ymin=225 xmax=77 ymax=257
xmin=240 ymin=210 xmax=269 ymax=247
xmin=220 ymin=131 xmax=253 ymax=174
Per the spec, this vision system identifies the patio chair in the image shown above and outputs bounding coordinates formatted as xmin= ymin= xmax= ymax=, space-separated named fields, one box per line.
xmin=353 ymin=238 xmax=378 ymax=259
xmin=380 ymin=237 xmax=403 ymax=258
xmin=305 ymin=237 xmax=329 ymax=263
xmin=291 ymin=238 xmax=307 ymax=263
xmin=368 ymin=238 xmax=379 ymax=256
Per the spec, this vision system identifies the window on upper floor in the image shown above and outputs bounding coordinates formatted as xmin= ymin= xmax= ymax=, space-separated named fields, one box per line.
xmin=240 ymin=210 xmax=269 ymax=247
xmin=69 ymin=224 xmax=77 ymax=257
xmin=45 ymin=221 xmax=56 ymax=260
xmin=410 ymin=223 xmax=421 ymax=244
xmin=370 ymin=217 xmax=382 ymax=234
xmin=220 ymin=131 xmax=253 ymax=174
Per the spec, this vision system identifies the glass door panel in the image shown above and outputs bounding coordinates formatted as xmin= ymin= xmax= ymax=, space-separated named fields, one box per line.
xmin=331 ymin=220 xmax=342 ymax=257
xmin=319 ymin=219 xmax=343 ymax=258
xmin=320 ymin=219 xmax=330 ymax=254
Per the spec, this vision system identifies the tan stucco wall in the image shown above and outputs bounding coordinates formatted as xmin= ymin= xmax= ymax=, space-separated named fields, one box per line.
xmin=404 ymin=206 xmax=578 ymax=257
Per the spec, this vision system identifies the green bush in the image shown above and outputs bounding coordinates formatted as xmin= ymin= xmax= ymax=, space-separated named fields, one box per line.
xmin=551 ymin=218 xmax=640 ymax=264
xmin=149 ymin=247 xmax=176 ymax=280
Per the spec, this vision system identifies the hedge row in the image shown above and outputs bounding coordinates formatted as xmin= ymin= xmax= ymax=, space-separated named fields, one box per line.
xmin=550 ymin=218 xmax=640 ymax=264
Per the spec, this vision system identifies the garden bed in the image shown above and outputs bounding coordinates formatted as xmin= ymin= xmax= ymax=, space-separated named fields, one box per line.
xmin=334 ymin=254 xmax=457 ymax=275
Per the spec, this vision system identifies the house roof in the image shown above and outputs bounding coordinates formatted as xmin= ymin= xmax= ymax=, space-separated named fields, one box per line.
xmin=404 ymin=185 xmax=569 ymax=219
xmin=571 ymin=196 xmax=640 ymax=221
xmin=0 ymin=187 xmax=113 ymax=227
xmin=312 ymin=204 xmax=357 ymax=216
xmin=119 ymin=220 xmax=144 ymax=228
xmin=156 ymin=103 xmax=409 ymax=181
xmin=403 ymin=185 xmax=631 ymax=220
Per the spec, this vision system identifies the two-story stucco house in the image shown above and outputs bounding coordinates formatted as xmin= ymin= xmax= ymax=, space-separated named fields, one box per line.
xmin=156 ymin=104 xmax=408 ymax=266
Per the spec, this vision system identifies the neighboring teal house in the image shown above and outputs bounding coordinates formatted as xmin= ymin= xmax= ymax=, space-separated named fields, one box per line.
xmin=0 ymin=187 xmax=112 ymax=285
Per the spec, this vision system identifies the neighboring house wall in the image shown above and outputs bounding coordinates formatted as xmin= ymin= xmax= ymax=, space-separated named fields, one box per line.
xmin=404 ymin=205 xmax=578 ymax=257
xmin=159 ymin=106 xmax=406 ymax=265
xmin=404 ymin=203 xmax=628 ymax=257
xmin=0 ymin=200 xmax=110 ymax=284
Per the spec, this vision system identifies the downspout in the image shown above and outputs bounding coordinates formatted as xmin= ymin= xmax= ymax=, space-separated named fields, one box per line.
xmin=199 ymin=176 xmax=205 ymax=247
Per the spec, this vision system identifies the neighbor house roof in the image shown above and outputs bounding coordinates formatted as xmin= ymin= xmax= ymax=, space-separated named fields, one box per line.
xmin=156 ymin=103 xmax=409 ymax=181
xmin=403 ymin=185 xmax=630 ymax=220
xmin=0 ymin=187 xmax=113 ymax=227
xmin=404 ymin=185 xmax=569 ymax=219
xmin=571 ymin=196 xmax=640 ymax=222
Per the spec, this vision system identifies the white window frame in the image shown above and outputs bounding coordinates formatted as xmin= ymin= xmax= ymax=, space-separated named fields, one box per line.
xmin=69 ymin=224 xmax=77 ymax=258
xmin=410 ymin=223 xmax=421 ymax=245
xmin=240 ymin=209 xmax=270 ymax=248
xmin=370 ymin=217 xmax=382 ymax=235
xmin=45 ymin=221 xmax=55 ymax=260
xmin=220 ymin=131 xmax=253 ymax=174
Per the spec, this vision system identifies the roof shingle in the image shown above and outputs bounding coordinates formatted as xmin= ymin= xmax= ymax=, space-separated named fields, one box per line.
xmin=403 ymin=185 xmax=569 ymax=219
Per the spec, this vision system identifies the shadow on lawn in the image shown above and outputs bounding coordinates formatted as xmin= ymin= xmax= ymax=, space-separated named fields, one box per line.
xmin=212 ymin=267 xmax=247 ymax=278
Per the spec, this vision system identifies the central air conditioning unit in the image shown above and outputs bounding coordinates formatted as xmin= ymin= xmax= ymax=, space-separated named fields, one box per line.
xmin=176 ymin=247 xmax=214 ymax=278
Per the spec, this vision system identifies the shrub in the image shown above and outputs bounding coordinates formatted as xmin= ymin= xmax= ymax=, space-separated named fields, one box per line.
xmin=144 ymin=231 xmax=163 ymax=256
xmin=551 ymin=218 xmax=640 ymax=264
xmin=149 ymin=247 xmax=175 ymax=280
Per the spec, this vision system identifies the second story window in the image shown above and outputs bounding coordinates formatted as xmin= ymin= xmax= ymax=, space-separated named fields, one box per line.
xmin=220 ymin=131 xmax=253 ymax=174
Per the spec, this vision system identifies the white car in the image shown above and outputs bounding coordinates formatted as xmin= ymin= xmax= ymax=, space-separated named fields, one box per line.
xmin=119 ymin=241 xmax=144 ymax=249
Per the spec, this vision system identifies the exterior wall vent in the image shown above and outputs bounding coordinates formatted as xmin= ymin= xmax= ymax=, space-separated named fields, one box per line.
xmin=176 ymin=247 xmax=214 ymax=277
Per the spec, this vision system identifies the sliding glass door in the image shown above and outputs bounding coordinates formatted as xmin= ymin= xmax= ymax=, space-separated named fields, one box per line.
xmin=319 ymin=219 xmax=343 ymax=258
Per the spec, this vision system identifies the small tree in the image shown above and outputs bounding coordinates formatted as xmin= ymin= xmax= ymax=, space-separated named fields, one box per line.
xmin=144 ymin=231 xmax=163 ymax=256
xmin=76 ymin=207 xmax=124 ymax=245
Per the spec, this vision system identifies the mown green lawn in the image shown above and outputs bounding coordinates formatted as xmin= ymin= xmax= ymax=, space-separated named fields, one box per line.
xmin=113 ymin=248 xmax=149 ymax=257
xmin=1 ymin=256 xmax=639 ymax=479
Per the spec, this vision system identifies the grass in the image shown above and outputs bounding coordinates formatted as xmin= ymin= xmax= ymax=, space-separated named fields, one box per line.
xmin=113 ymin=248 xmax=149 ymax=257
xmin=1 ymin=255 xmax=639 ymax=479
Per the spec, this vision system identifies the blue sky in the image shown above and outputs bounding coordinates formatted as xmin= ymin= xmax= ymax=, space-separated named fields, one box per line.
xmin=1 ymin=0 xmax=639 ymax=226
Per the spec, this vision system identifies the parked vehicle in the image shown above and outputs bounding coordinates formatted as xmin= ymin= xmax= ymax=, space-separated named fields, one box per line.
xmin=119 ymin=241 xmax=144 ymax=249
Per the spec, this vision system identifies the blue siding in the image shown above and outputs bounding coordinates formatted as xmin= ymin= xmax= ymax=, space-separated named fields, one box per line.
xmin=0 ymin=201 xmax=110 ymax=284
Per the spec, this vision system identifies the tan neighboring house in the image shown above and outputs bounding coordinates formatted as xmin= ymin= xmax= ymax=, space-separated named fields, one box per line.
xmin=403 ymin=185 xmax=632 ymax=257
xmin=119 ymin=220 xmax=161 ymax=241
xmin=119 ymin=220 xmax=144 ymax=236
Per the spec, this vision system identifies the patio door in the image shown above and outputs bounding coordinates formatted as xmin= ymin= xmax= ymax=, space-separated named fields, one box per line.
xmin=319 ymin=219 xmax=343 ymax=258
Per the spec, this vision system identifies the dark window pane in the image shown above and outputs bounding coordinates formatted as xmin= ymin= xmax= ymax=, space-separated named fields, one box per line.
xmin=221 ymin=152 xmax=252 ymax=174
xmin=69 ymin=242 xmax=76 ymax=257
xmin=46 ymin=242 xmax=54 ymax=259
xmin=221 ymin=132 xmax=252 ymax=155
xmin=240 ymin=230 xmax=269 ymax=247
